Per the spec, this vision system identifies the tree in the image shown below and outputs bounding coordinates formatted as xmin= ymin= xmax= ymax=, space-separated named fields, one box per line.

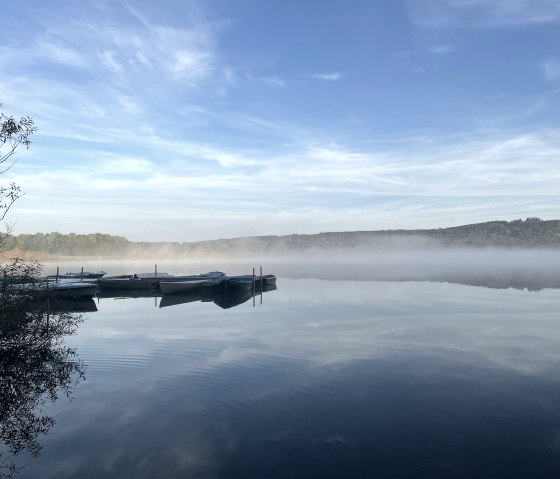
xmin=0 ymin=105 xmax=37 ymax=248
xmin=0 ymin=286 xmax=85 ymax=477
xmin=0 ymin=107 xmax=87 ymax=477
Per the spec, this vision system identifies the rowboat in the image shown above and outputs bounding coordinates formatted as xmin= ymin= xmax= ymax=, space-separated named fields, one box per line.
xmin=97 ymin=273 xmax=173 ymax=290
xmin=10 ymin=280 xmax=98 ymax=299
xmin=47 ymin=271 xmax=106 ymax=280
xmin=219 ymin=274 xmax=277 ymax=291
xmin=221 ymin=274 xmax=277 ymax=286
xmin=159 ymin=278 xmax=221 ymax=294
xmin=98 ymin=271 xmax=225 ymax=290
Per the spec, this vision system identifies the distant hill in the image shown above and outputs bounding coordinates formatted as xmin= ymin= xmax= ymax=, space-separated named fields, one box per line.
xmin=2 ymin=218 xmax=560 ymax=258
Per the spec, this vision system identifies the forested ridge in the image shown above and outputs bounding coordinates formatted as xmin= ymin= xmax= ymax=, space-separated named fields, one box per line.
xmin=3 ymin=218 xmax=560 ymax=257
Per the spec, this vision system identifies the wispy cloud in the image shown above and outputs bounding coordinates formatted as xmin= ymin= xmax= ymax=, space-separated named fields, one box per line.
xmin=6 ymin=125 xmax=560 ymax=240
xmin=394 ymin=51 xmax=426 ymax=74
xmin=428 ymin=44 xmax=455 ymax=54
xmin=1 ymin=1 xmax=558 ymax=241
xmin=410 ymin=0 xmax=560 ymax=28
xmin=0 ymin=9 xmax=218 ymax=91
xmin=260 ymin=76 xmax=287 ymax=87
xmin=542 ymin=60 xmax=560 ymax=82
xmin=311 ymin=72 xmax=345 ymax=81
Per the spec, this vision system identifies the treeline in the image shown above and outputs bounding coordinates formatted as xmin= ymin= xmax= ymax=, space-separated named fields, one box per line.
xmin=2 ymin=232 xmax=131 ymax=255
xmin=3 ymin=218 xmax=560 ymax=258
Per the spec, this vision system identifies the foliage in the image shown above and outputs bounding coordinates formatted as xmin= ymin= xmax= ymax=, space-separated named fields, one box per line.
xmin=0 ymin=260 xmax=85 ymax=477
xmin=5 ymin=218 xmax=560 ymax=259
xmin=3 ymin=232 xmax=131 ymax=256
xmin=0 ymin=106 xmax=36 ymax=244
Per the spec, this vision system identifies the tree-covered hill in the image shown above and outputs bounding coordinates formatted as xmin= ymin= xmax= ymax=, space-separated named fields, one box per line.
xmin=2 ymin=218 xmax=560 ymax=258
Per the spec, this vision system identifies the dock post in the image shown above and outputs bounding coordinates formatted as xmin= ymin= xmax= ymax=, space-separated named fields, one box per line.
xmin=260 ymin=266 xmax=263 ymax=304
xmin=56 ymin=266 xmax=59 ymax=283
xmin=252 ymin=267 xmax=256 ymax=307
xmin=81 ymin=267 xmax=84 ymax=283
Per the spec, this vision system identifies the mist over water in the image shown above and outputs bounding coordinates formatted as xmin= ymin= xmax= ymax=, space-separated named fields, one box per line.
xmin=43 ymin=246 xmax=560 ymax=290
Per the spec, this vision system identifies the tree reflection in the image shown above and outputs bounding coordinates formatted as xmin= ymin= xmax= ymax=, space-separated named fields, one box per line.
xmin=0 ymin=269 xmax=86 ymax=477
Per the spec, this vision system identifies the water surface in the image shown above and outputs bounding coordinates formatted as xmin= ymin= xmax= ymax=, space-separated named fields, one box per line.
xmin=4 ymin=268 xmax=560 ymax=478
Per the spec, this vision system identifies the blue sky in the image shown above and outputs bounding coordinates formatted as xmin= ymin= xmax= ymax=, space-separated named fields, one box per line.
xmin=1 ymin=0 xmax=559 ymax=241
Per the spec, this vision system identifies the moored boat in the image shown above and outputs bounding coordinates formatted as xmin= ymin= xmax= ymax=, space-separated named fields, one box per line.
xmin=47 ymin=271 xmax=106 ymax=280
xmin=220 ymin=274 xmax=277 ymax=289
xmin=221 ymin=274 xmax=277 ymax=286
xmin=159 ymin=278 xmax=221 ymax=294
xmin=98 ymin=271 xmax=225 ymax=290
xmin=97 ymin=272 xmax=174 ymax=290
xmin=10 ymin=280 xmax=98 ymax=299
xmin=219 ymin=275 xmax=256 ymax=293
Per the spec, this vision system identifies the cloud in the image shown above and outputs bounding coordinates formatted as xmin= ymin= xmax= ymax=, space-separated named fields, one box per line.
xmin=311 ymin=72 xmax=345 ymax=81
xmin=6 ymin=125 xmax=560 ymax=240
xmin=428 ymin=44 xmax=455 ymax=54
xmin=0 ymin=8 xmax=218 ymax=91
xmin=409 ymin=0 xmax=560 ymax=28
xmin=542 ymin=60 xmax=560 ymax=82
xmin=1 ymin=1 xmax=558 ymax=241
xmin=260 ymin=76 xmax=287 ymax=87
xmin=394 ymin=51 xmax=426 ymax=74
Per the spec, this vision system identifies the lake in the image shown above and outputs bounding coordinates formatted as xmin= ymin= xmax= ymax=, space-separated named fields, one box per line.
xmin=3 ymin=258 xmax=560 ymax=478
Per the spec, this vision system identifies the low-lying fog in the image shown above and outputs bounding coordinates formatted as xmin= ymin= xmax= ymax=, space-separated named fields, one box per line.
xmin=43 ymin=245 xmax=560 ymax=291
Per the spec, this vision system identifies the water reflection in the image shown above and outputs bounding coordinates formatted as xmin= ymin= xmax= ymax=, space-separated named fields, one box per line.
xmin=0 ymin=294 xmax=86 ymax=477
xmin=97 ymin=282 xmax=278 ymax=309
xmin=6 ymin=275 xmax=560 ymax=478
xmin=266 ymin=253 xmax=560 ymax=291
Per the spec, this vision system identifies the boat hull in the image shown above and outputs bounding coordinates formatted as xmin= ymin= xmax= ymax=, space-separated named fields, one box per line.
xmin=97 ymin=278 xmax=158 ymax=290
xmin=47 ymin=271 xmax=106 ymax=280
xmin=159 ymin=279 xmax=220 ymax=294
xmin=98 ymin=272 xmax=225 ymax=291
xmin=11 ymin=282 xmax=98 ymax=299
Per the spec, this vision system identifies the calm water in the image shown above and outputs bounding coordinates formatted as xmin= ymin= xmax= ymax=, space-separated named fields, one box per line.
xmin=4 ymin=262 xmax=560 ymax=478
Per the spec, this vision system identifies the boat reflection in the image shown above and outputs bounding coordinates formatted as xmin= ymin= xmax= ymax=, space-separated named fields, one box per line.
xmin=159 ymin=283 xmax=278 ymax=309
xmin=27 ymin=297 xmax=98 ymax=314
xmin=95 ymin=288 xmax=161 ymax=300
xmin=95 ymin=281 xmax=278 ymax=309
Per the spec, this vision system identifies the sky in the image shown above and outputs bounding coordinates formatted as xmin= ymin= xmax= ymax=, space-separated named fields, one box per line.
xmin=1 ymin=0 xmax=559 ymax=242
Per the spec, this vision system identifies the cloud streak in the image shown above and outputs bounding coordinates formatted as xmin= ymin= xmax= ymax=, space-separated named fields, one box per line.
xmin=5 ymin=125 xmax=560 ymax=240
xmin=311 ymin=72 xmax=345 ymax=81
xmin=409 ymin=0 xmax=560 ymax=28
